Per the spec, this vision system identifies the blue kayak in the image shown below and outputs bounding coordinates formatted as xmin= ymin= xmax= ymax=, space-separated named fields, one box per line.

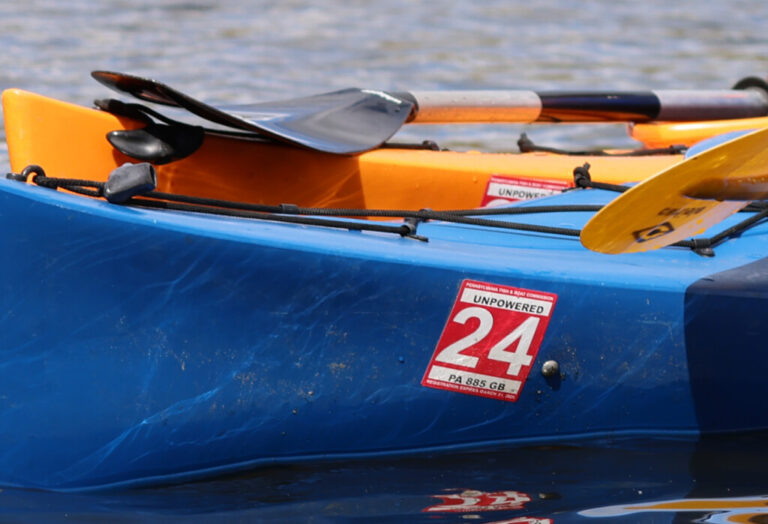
xmin=1 ymin=165 xmax=767 ymax=491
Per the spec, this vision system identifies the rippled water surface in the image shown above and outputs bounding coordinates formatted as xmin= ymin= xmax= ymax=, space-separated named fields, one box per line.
xmin=1 ymin=0 xmax=767 ymax=159
xmin=1 ymin=1 xmax=768 ymax=522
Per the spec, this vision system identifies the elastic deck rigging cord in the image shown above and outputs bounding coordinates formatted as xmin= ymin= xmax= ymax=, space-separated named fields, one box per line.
xmin=9 ymin=163 xmax=768 ymax=257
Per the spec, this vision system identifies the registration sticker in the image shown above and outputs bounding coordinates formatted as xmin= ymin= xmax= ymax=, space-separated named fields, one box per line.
xmin=481 ymin=175 xmax=572 ymax=207
xmin=422 ymin=280 xmax=557 ymax=402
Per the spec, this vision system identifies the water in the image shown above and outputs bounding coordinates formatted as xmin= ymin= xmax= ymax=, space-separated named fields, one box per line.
xmin=3 ymin=434 xmax=768 ymax=522
xmin=2 ymin=0 xmax=767 ymax=159
xmin=1 ymin=0 xmax=768 ymax=521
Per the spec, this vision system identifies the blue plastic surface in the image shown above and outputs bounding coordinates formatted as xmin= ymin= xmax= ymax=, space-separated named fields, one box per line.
xmin=1 ymin=178 xmax=767 ymax=490
xmin=685 ymin=129 xmax=755 ymax=158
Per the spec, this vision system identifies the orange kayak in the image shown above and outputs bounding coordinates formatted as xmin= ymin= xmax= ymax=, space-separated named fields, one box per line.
xmin=629 ymin=116 xmax=768 ymax=148
xmin=3 ymin=89 xmax=683 ymax=211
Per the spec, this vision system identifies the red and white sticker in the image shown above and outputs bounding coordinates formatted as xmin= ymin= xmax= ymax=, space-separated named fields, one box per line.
xmin=422 ymin=280 xmax=557 ymax=402
xmin=481 ymin=175 xmax=572 ymax=207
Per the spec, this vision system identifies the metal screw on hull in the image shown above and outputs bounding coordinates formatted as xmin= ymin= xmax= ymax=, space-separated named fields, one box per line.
xmin=541 ymin=360 xmax=560 ymax=377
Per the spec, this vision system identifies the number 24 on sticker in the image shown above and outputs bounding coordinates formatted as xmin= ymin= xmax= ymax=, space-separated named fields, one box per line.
xmin=435 ymin=308 xmax=539 ymax=375
xmin=421 ymin=280 xmax=557 ymax=402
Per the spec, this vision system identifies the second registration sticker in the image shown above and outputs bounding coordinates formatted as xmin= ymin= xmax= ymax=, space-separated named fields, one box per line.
xmin=422 ymin=280 xmax=557 ymax=402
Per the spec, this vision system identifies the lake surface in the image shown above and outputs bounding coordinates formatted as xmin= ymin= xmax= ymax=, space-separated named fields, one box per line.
xmin=1 ymin=0 xmax=768 ymax=521
xmin=2 ymin=0 xmax=767 ymax=160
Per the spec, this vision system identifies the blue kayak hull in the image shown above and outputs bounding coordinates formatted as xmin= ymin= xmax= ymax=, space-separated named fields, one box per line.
xmin=1 ymin=177 xmax=767 ymax=490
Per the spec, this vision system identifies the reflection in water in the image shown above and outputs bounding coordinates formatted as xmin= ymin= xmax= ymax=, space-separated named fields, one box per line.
xmin=582 ymin=495 xmax=768 ymax=522
xmin=0 ymin=433 xmax=767 ymax=522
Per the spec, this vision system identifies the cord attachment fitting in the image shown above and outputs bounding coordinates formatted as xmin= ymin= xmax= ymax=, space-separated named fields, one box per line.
xmin=6 ymin=164 xmax=46 ymax=183
xmin=104 ymin=163 xmax=157 ymax=204
xmin=401 ymin=209 xmax=431 ymax=242
xmin=573 ymin=163 xmax=592 ymax=188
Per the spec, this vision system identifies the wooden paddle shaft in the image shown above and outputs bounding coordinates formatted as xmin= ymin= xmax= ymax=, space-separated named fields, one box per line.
xmin=406 ymin=88 xmax=768 ymax=124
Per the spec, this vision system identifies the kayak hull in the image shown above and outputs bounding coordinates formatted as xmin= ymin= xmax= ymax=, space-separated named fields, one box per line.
xmin=3 ymin=89 xmax=768 ymax=491
xmin=2 ymin=176 xmax=768 ymax=490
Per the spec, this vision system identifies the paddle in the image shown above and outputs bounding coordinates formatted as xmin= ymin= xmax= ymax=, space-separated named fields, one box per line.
xmin=580 ymin=127 xmax=768 ymax=254
xmin=91 ymin=71 xmax=414 ymax=155
xmin=91 ymin=71 xmax=768 ymax=155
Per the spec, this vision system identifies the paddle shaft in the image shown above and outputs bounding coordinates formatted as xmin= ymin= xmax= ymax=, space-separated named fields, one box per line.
xmin=401 ymin=88 xmax=768 ymax=124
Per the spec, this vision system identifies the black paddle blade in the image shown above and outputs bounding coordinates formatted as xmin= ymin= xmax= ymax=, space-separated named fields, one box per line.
xmin=91 ymin=71 xmax=414 ymax=154
xmin=91 ymin=71 xmax=179 ymax=106
xmin=95 ymin=98 xmax=270 ymax=138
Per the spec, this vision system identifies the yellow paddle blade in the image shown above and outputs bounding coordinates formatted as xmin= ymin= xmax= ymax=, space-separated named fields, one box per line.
xmin=581 ymin=127 xmax=768 ymax=254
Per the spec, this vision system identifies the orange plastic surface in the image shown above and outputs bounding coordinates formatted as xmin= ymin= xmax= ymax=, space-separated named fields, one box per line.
xmin=3 ymin=89 xmax=683 ymax=211
xmin=630 ymin=116 xmax=768 ymax=148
